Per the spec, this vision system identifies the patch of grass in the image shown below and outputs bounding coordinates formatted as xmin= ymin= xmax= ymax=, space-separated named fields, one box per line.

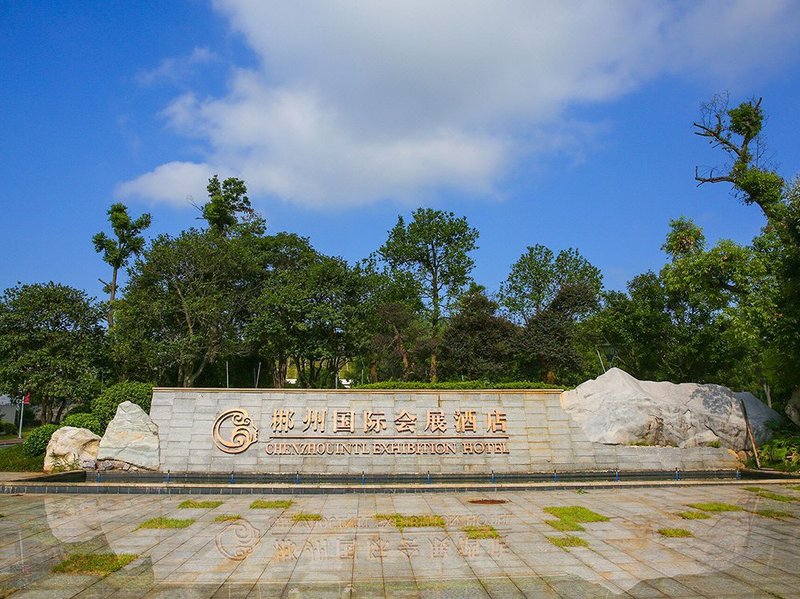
xmin=753 ymin=491 xmax=795 ymax=503
xmin=658 ymin=528 xmax=693 ymax=538
xmin=137 ymin=517 xmax=194 ymax=529
xmin=53 ymin=553 xmax=138 ymax=575
xmin=744 ymin=486 xmax=767 ymax=492
xmin=707 ymin=440 xmax=721 ymax=448
xmin=178 ymin=499 xmax=223 ymax=509
xmin=678 ymin=511 xmax=711 ymax=520
xmin=250 ymin=499 xmax=293 ymax=509
xmin=543 ymin=506 xmax=609 ymax=523
xmin=375 ymin=513 xmax=446 ymax=530
xmin=547 ymin=535 xmax=588 ymax=549
xmin=687 ymin=502 xmax=743 ymax=512
xmin=787 ymin=486 xmax=800 ymax=492
xmin=462 ymin=525 xmax=500 ymax=539
xmin=545 ymin=519 xmax=584 ymax=531
xmin=0 ymin=444 xmax=44 ymax=472
xmin=213 ymin=514 xmax=241 ymax=522
xmin=292 ymin=513 xmax=322 ymax=522
xmin=753 ymin=509 xmax=795 ymax=519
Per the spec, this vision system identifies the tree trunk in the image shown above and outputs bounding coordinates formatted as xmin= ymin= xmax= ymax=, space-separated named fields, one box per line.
xmin=370 ymin=361 xmax=378 ymax=383
xmin=55 ymin=399 xmax=68 ymax=423
xmin=107 ymin=266 xmax=118 ymax=328
xmin=430 ymin=343 xmax=438 ymax=384
xmin=391 ymin=324 xmax=412 ymax=380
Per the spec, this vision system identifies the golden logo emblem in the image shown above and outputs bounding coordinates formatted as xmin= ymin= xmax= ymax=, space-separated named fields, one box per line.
xmin=212 ymin=409 xmax=259 ymax=454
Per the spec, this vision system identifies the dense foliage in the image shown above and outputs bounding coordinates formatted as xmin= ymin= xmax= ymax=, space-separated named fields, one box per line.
xmin=0 ymin=283 xmax=106 ymax=423
xmin=22 ymin=424 xmax=60 ymax=457
xmin=91 ymin=381 xmax=154 ymax=430
xmin=0 ymin=94 xmax=797 ymax=428
xmin=61 ymin=413 xmax=103 ymax=436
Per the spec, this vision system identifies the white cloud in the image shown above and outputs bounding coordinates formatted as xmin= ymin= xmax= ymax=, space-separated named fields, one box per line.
xmin=116 ymin=161 xmax=221 ymax=207
xmin=136 ymin=47 xmax=216 ymax=86
xmin=119 ymin=1 xmax=800 ymax=209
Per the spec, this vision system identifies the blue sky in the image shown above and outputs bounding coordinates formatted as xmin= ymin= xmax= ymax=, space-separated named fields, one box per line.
xmin=2 ymin=1 xmax=800 ymax=302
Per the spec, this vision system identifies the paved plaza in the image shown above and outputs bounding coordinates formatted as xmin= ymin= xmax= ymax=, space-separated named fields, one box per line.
xmin=1 ymin=482 xmax=799 ymax=598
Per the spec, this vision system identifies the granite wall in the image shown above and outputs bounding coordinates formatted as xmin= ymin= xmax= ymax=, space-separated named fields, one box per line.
xmin=149 ymin=388 xmax=740 ymax=474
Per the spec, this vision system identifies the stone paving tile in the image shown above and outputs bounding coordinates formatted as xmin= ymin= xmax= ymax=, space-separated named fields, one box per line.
xmin=2 ymin=484 xmax=800 ymax=597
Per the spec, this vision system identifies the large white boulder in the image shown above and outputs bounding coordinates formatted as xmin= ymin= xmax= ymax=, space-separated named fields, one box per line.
xmin=561 ymin=368 xmax=782 ymax=450
xmin=97 ymin=401 xmax=160 ymax=471
xmin=44 ymin=426 xmax=100 ymax=472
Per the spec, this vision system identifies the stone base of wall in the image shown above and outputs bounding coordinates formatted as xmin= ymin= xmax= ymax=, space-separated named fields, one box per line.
xmin=149 ymin=389 xmax=740 ymax=474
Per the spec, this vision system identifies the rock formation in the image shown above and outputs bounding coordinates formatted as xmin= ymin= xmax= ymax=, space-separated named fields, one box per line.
xmin=561 ymin=368 xmax=781 ymax=450
xmin=97 ymin=401 xmax=160 ymax=470
xmin=44 ymin=426 xmax=100 ymax=472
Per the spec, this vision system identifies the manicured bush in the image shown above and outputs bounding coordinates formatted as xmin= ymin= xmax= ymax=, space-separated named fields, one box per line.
xmin=355 ymin=380 xmax=561 ymax=390
xmin=61 ymin=413 xmax=103 ymax=436
xmin=91 ymin=381 xmax=153 ymax=431
xmin=22 ymin=424 xmax=60 ymax=457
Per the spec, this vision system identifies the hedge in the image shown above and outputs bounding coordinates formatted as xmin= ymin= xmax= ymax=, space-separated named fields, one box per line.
xmin=22 ymin=424 xmax=60 ymax=457
xmin=61 ymin=413 xmax=103 ymax=436
xmin=91 ymin=381 xmax=154 ymax=431
xmin=354 ymin=380 xmax=562 ymax=390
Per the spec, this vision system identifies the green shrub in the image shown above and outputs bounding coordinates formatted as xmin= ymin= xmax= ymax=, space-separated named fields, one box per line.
xmin=758 ymin=435 xmax=800 ymax=472
xmin=91 ymin=381 xmax=153 ymax=430
xmin=61 ymin=413 xmax=103 ymax=436
xmin=355 ymin=380 xmax=561 ymax=390
xmin=22 ymin=424 xmax=60 ymax=457
xmin=2 ymin=422 xmax=17 ymax=435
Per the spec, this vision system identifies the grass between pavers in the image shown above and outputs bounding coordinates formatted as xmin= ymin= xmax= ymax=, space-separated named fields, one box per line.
xmin=545 ymin=519 xmax=584 ymax=531
xmin=547 ymin=535 xmax=588 ymax=549
xmin=0 ymin=444 xmax=44 ymax=472
xmin=543 ymin=506 xmax=609 ymax=524
xmin=462 ymin=525 xmax=500 ymax=539
xmin=787 ymin=485 xmax=800 ymax=492
xmin=213 ymin=514 xmax=241 ymax=522
xmin=753 ymin=509 xmax=795 ymax=519
xmin=250 ymin=499 xmax=293 ymax=509
xmin=178 ymin=499 xmax=224 ymax=509
xmin=53 ymin=553 xmax=138 ymax=576
xmin=686 ymin=502 xmax=743 ymax=512
xmin=375 ymin=513 xmax=446 ymax=530
xmin=678 ymin=510 xmax=711 ymax=520
xmin=658 ymin=528 xmax=693 ymax=538
xmin=137 ymin=517 xmax=195 ymax=529
xmin=743 ymin=488 xmax=796 ymax=503
xmin=292 ymin=513 xmax=323 ymax=522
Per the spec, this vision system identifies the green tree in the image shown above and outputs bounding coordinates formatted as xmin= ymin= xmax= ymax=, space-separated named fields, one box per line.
xmin=0 ymin=283 xmax=106 ymax=423
xmin=115 ymin=227 xmax=264 ymax=387
xmin=92 ymin=203 xmax=151 ymax=327
xmin=378 ymin=208 xmax=479 ymax=382
xmin=247 ymin=251 xmax=367 ymax=388
xmin=499 ymin=245 xmax=602 ymax=326
xmin=589 ymin=219 xmax=770 ymax=390
xmin=202 ymin=175 xmax=255 ymax=235
xmin=499 ymin=245 xmax=602 ymax=383
xmin=354 ymin=260 xmax=426 ymax=383
xmin=693 ymin=95 xmax=800 ymax=398
xmin=439 ymin=285 xmax=518 ymax=381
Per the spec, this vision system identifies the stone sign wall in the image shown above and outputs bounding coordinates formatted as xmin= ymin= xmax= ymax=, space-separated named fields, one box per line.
xmin=149 ymin=388 xmax=739 ymax=473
